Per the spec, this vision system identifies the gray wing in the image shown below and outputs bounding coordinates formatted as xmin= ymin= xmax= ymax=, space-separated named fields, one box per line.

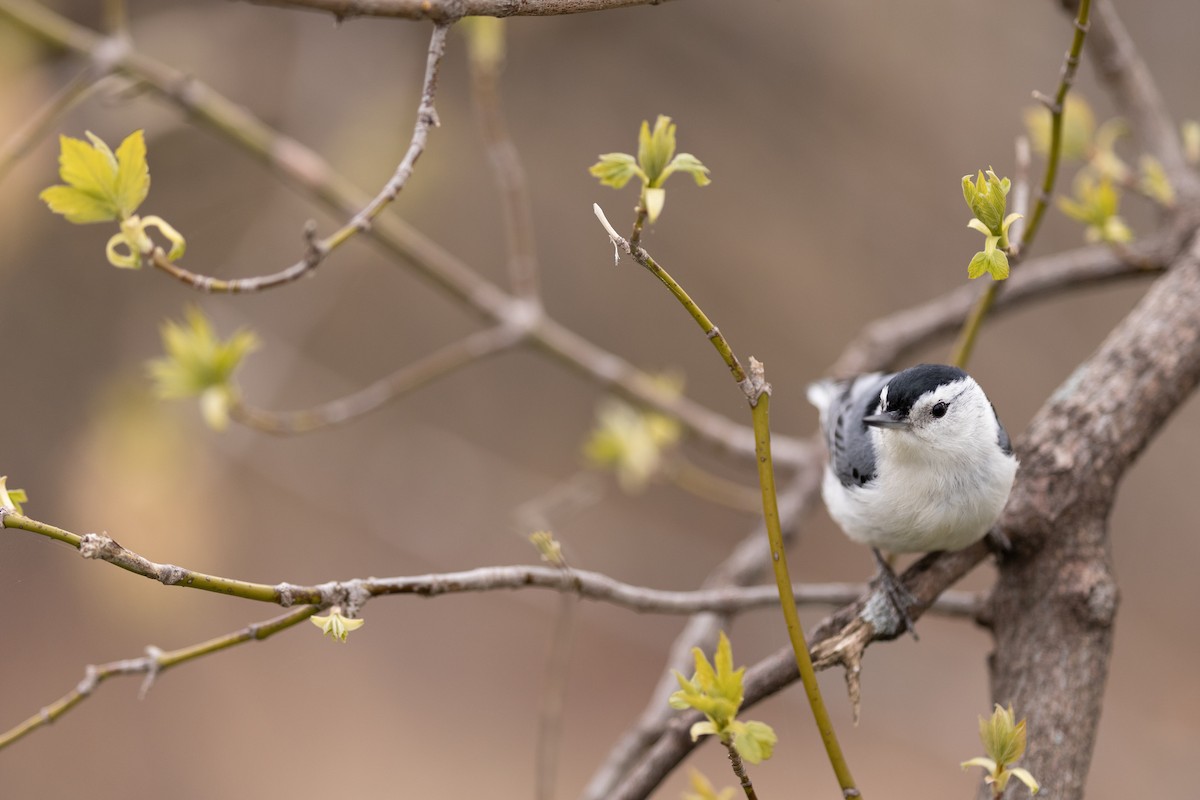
xmin=993 ymin=405 xmax=1014 ymax=456
xmin=810 ymin=372 xmax=891 ymax=488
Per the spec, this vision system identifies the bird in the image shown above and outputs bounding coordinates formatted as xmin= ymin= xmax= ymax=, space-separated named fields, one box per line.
xmin=807 ymin=363 xmax=1018 ymax=634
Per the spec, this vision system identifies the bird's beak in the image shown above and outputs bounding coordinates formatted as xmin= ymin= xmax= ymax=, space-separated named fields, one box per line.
xmin=863 ymin=410 xmax=911 ymax=430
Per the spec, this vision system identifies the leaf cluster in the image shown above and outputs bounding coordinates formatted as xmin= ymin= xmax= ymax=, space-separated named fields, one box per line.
xmin=0 ymin=476 xmax=28 ymax=515
xmin=668 ymin=632 xmax=777 ymax=764
xmin=589 ymin=115 xmax=711 ymax=223
xmin=962 ymin=704 xmax=1040 ymax=798
xmin=40 ymin=130 xmax=185 ymax=268
xmin=583 ymin=376 xmax=683 ymax=492
xmin=147 ymin=306 xmax=259 ymax=430
xmin=1023 ymin=95 xmax=1186 ymax=245
xmin=962 ymin=169 xmax=1022 ymax=280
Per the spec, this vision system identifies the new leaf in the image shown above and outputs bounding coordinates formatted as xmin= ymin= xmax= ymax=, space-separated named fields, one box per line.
xmin=40 ymin=131 xmax=150 ymax=223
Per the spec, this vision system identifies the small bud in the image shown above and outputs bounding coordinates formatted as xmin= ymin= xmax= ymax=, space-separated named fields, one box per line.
xmin=529 ymin=531 xmax=565 ymax=567
xmin=963 ymin=705 xmax=1039 ymax=797
xmin=0 ymin=476 xmax=28 ymax=515
xmin=311 ymin=609 xmax=365 ymax=643
xmin=1058 ymin=173 xmax=1133 ymax=244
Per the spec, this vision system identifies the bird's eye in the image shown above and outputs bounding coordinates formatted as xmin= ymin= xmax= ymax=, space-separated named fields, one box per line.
xmin=931 ymin=401 xmax=949 ymax=418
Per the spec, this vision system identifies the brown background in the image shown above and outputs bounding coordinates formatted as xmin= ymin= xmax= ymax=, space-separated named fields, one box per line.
xmin=0 ymin=1 xmax=1197 ymax=797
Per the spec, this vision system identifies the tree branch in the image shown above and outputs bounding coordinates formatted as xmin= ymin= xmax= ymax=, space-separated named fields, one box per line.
xmin=0 ymin=606 xmax=317 ymax=752
xmin=0 ymin=0 xmax=786 ymax=463
xmin=146 ymin=21 xmax=450 ymax=292
xmin=832 ymin=236 xmax=1169 ymax=377
xmin=604 ymin=223 xmax=1200 ymax=800
xmin=0 ymin=510 xmax=980 ymax=616
xmin=467 ymin=20 xmax=541 ymax=302
xmin=983 ymin=219 xmax=1200 ymax=800
xmin=230 ymin=324 xmax=522 ymax=434
xmin=241 ymin=0 xmax=675 ymax=23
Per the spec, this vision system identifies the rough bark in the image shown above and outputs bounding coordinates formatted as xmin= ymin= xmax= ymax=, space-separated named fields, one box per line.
xmin=983 ymin=226 xmax=1200 ymax=798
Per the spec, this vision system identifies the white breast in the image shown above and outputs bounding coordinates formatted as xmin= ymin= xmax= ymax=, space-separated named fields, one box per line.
xmin=823 ymin=434 xmax=1018 ymax=554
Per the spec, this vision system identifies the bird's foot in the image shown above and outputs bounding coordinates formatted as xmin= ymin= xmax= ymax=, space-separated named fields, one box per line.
xmin=871 ymin=548 xmax=919 ymax=640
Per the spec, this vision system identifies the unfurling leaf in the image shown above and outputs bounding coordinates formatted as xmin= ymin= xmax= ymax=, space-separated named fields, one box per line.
xmin=40 ymin=130 xmax=149 ymax=223
xmin=528 ymin=530 xmax=565 ymax=567
xmin=311 ymin=610 xmax=365 ymax=643
xmin=589 ymin=153 xmax=644 ymax=189
xmin=644 ymin=186 xmax=666 ymax=223
xmin=962 ymin=169 xmax=1011 ymax=236
xmin=0 ymin=476 xmax=28 ymax=515
xmin=964 ymin=705 xmax=1039 ymax=798
xmin=588 ymin=116 xmax=710 ymax=225
xmin=660 ymin=152 xmax=711 ymax=187
xmin=639 ymin=115 xmax=677 ymax=185
xmin=583 ymin=378 xmax=682 ymax=492
xmin=148 ymin=307 xmax=259 ymax=430
xmin=731 ymin=720 xmax=777 ymax=764
xmin=1058 ymin=173 xmax=1132 ymax=244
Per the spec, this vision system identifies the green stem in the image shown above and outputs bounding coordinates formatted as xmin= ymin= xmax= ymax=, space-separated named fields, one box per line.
xmin=752 ymin=394 xmax=860 ymax=797
xmin=601 ymin=204 xmax=859 ymax=795
xmin=1 ymin=512 xmax=321 ymax=605
xmin=0 ymin=605 xmax=316 ymax=751
xmin=632 ymin=248 xmax=748 ymax=386
xmin=630 ymin=205 xmax=649 ymax=251
xmin=951 ymin=0 xmax=1091 ymax=369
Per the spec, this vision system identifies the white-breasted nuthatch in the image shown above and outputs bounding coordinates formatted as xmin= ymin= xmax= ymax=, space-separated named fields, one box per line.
xmin=807 ymin=363 xmax=1018 ymax=633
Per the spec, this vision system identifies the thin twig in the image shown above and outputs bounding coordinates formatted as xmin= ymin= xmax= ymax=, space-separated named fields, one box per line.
xmin=0 ymin=67 xmax=105 ymax=186
xmin=146 ymin=22 xmax=451 ymax=292
xmin=722 ymin=741 xmax=759 ymax=800
xmin=536 ymin=590 xmax=578 ymax=800
xmin=241 ymin=0 xmax=676 ymax=23
xmin=950 ymin=0 xmax=1092 ymax=369
xmin=0 ymin=0 xmax=802 ymax=464
xmin=0 ymin=606 xmax=317 ymax=752
xmin=230 ymin=324 xmax=521 ymax=434
xmin=468 ymin=20 xmax=541 ymax=302
xmin=0 ymin=511 xmax=980 ymax=616
xmin=594 ymin=204 xmax=752 ymax=396
xmin=664 ymin=456 xmax=763 ymax=514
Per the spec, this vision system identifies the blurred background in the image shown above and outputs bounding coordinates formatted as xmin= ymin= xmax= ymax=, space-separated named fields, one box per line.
xmin=1 ymin=1 xmax=1197 ymax=797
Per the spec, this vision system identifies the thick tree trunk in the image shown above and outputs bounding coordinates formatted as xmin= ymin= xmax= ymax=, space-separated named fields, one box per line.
xmin=984 ymin=232 xmax=1200 ymax=799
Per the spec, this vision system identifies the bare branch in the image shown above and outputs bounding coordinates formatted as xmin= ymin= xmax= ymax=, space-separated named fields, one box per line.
xmin=146 ymin=22 xmax=450 ymax=292
xmin=606 ymin=229 xmax=1200 ymax=800
xmin=468 ymin=22 xmax=541 ymax=302
xmin=0 ymin=0 xmax=783 ymax=462
xmin=230 ymin=324 xmax=522 ymax=434
xmin=0 ymin=606 xmax=317 ymax=752
xmin=832 ymin=236 xmax=1169 ymax=377
xmin=0 ymin=67 xmax=105 ymax=186
xmin=242 ymin=0 xmax=676 ymax=23
xmin=2 ymin=510 xmax=981 ymax=616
